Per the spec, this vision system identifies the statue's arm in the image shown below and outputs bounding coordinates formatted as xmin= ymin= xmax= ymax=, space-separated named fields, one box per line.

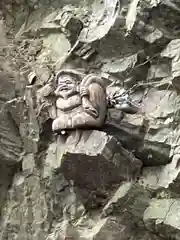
xmin=71 ymin=83 xmax=107 ymax=128
xmin=81 ymin=82 xmax=106 ymax=122
xmin=80 ymin=85 xmax=99 ymax=118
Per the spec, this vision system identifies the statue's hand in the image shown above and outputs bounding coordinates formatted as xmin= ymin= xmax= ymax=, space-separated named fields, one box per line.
xmin=82 ymin=98 xmax=99 ymax=118
xmin=80 ymin=85 xmax=89 ymax=97
xmin=84 ymin=106 xmax=99 ymax=118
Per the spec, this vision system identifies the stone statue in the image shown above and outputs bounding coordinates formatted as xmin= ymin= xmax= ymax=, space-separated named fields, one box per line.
xmin=47 ymin=70 xmax=107 ymax=133
xmin=36 ymin=69 xmax=140 ymax=135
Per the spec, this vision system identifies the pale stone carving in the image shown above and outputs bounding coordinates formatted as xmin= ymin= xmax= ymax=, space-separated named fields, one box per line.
xmin=49 ymin=70 xmax=107 ymax=133
xmin=37 ymin=69 xmax=141 ymax=134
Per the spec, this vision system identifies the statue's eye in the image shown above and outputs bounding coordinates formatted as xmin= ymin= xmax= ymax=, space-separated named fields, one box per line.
xmin=65 ymin=80 xmax=72 ymax=84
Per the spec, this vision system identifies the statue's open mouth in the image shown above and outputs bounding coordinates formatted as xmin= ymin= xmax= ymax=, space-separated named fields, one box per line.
xmin=59 ymin=85 xmax=72 ymax=91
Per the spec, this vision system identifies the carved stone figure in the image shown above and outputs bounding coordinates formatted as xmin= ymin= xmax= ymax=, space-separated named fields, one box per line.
xmin=50 ymin=70 xmax=107 ymax=133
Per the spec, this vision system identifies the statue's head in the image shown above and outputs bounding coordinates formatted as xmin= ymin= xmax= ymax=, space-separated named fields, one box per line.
xmin=56 ymin=70 xmax=82 ymax=91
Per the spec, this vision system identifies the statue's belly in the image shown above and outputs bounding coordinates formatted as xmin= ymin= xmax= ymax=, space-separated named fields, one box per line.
xmin=56 ymin=95 xmax=81 ymax=111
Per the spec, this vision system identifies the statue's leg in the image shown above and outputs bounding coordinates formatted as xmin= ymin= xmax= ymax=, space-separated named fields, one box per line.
xmin=72 ymin=112 xmax=102 ymax=128
xmin=72 ymin=83 xmax=106 ymax=129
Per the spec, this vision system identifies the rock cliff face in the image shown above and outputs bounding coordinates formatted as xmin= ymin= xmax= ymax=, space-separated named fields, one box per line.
xmin=1 ymin=0 xmax=180 ymax=239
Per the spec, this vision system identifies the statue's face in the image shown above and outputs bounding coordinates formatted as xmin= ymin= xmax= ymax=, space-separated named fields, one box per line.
xmin=57 ymin=74 xmax=76 ymax=91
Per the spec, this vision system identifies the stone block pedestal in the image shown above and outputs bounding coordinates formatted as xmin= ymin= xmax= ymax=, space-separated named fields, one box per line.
xmin=49 ymin=130 xmax=142 ymax=190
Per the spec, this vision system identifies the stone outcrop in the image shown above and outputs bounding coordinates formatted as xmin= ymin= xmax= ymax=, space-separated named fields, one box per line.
xmin=44 ymin=131 xmax=142 ymax=189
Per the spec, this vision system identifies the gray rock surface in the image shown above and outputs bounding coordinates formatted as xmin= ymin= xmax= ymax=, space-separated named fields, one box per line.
xmin=0 ymin=72 xmax=22 ymax=166
xmin=144 ymin=198 xmax=180 ymax=239
xmin=1 ymin=0 xmax=180 ymax=239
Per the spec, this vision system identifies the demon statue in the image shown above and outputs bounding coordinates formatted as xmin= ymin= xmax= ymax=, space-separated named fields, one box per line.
xmin=37 ymin=69 xmax=107 ymax=133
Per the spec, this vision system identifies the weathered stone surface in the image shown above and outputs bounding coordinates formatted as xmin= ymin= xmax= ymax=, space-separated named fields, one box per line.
xmin=89 ymin=216 xmax=161 ymax=240
xmin=0 ymin=71 xmax=23 ymax=166
xmin=147 ymin=61 xmax=171 ymax=81
xmin=0 ymin=20 xmax=7 ymax=46
xmin=0 ymin=164 xmax=16 ymax=218
xmin=0 ymin=151 xmax=84 ymax=239
xmin=104 ymin=81 xmax=180 ymax=167
xmin=101 ymin=181 xmax=151 ymax=220
xmin=105 ymin=110 xmax=146 ymax=152
xmin=0 ymin=110 xmax=22 ymax=165
xmin=38 ymin=33 xmax=70 ymax=69
xmin=161 ymin=39 xmax=180 ymax=90
xmin=102 ymin=54 xmax=138 ymax=75
xmin=0 ymin=171 xmax=48 ymax=239
xmin=3 ymin=0 xmax=180 ymax=239
xmin=139 ymin=137 xmax=180 ymax=193
xmin=144 ymin=198 xmax=180 ymax=239
xmin=47 ymin=220 xmax=80 ymax=240
xmin=0 ymin=160 xmax=158 ymax=240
